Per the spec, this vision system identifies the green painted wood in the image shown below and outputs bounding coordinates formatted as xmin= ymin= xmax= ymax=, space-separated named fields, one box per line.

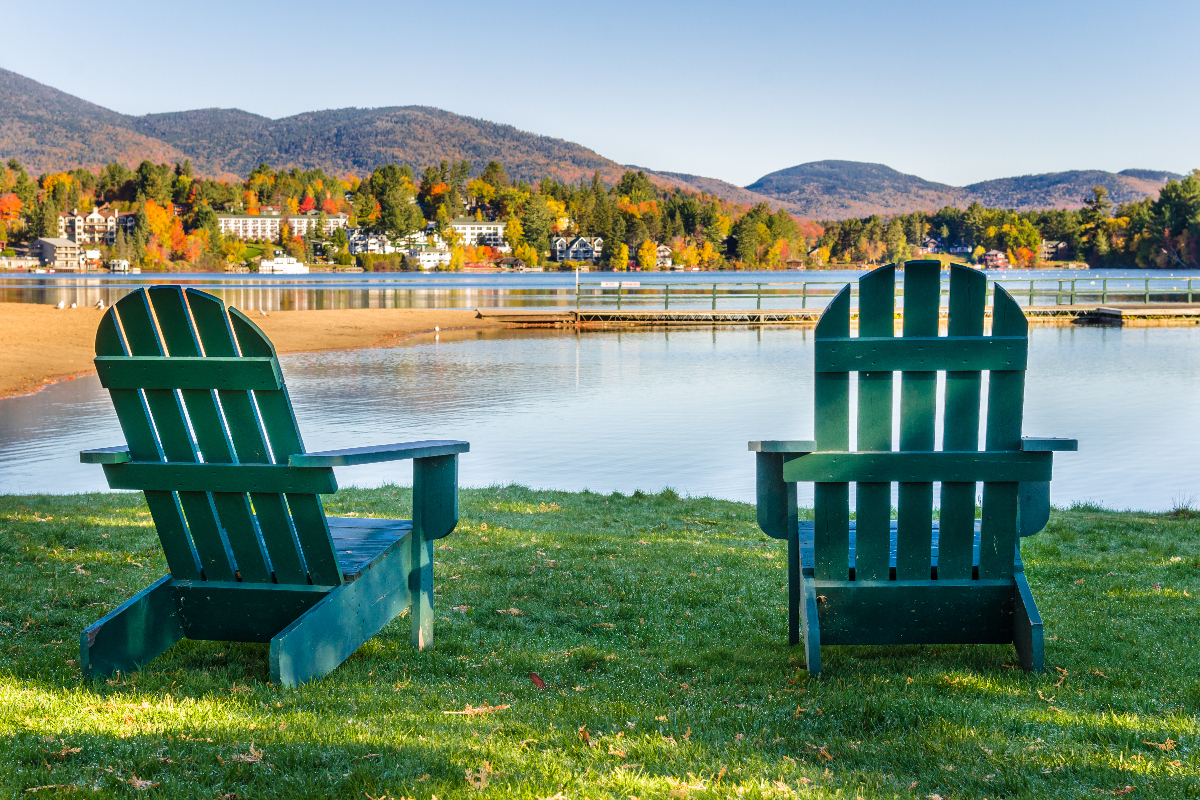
xmin=184 ymin=290 xmax=308 ymax=586
xmin=174 ymin=581 xmax=332 ymax=642
xmin=798 ymin=568 xmax=821 ymax=672
xmin=148 ymin=286 xmax=272 ymax=584
xmin=291 ymin=440 xmax=470 ymax=467
xmin=1012 ymin=570 xmax=1045 ymax=672
xmin=812 ymin=579 xmax=1016 ymax=645
xmin=816 ymin=336 xmax=1027 ymax=372
xmin=855 ymin=265 xmax=895 ymax=582
xmin=83 ymin=287 xmax=466 ymax=683
xmin=754 ymin=452 xmax=797 ymax=541
xmin=813 ymin=286 xmax=851 ymax=581
xmin=940 ymin=265 xmax=987 ymax=580
xmin=80 ymin=575 xmax=183 ymax=679
xmin=748 ymin=440 xmax=816 ymax=453
xmin=897 ymin=261 xmax=941 ymax=581
xmin=114 ymin=290 xmax=236 ymax=583
xmin=80 ymin=446 xmax=131 ymax=464
xmin=97 ymin=298 xmax=203 ymax=582
xmin=94 ymin=357 xmax=283 ymax=391
xmin=782 ymin=451 xmax=1052 ymax=483
xmin=979 ymin=482 xmax=1018 ymax=580
xmin=410 ymin=454 xmax=459 ymax=648
xmin=270 ymin=530 xmax=413 ymax=686
xmin=101 ymin=462 xmax=337 ymax=494
xmin=228 ymin=308 xmax=343 ymax=587
xmin=1021 ymin=437 xmax=1078 ymax=451
xmin=1018 ymin=481 xmax=1052 ymax=537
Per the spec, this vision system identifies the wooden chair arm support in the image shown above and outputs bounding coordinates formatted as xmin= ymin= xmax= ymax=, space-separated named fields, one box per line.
xmin=755 ymin=451 xmax=799 ymax=540
xmin=80 ymin=446 xmax=132 ymax=464
xmin=289 ymin=440 xmax=470 ymax=467
xmin=748 ymin=440 xmax=817 ymax=453
xmin=1021 ymin=437 xmax=1078 ymax=452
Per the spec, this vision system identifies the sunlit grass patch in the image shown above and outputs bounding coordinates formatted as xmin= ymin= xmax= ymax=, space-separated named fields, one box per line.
xmin=0 ymin=489 xmax=1196 ymax=798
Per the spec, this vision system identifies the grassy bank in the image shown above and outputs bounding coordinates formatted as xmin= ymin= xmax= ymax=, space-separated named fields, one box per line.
xmin=0 ymin=487 xmax=1196 ymax=798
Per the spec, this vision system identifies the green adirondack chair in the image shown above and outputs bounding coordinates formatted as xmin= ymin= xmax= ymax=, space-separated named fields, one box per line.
xmin=79 ymin=286 xmax=468 ymax=686
xmin=750 ymin=261 xmax=1076 ymax=675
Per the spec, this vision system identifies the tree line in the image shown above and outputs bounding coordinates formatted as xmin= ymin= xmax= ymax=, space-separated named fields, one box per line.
xmin=1 ymin=157 xmax=1197 ymax=270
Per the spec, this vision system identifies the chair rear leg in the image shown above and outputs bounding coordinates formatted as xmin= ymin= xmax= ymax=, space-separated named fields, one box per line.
xmin=270 ymin=538 xmax=411 ymax=687
xmin=81 ymin=575 xmax=183 ymax=680
xmin=409 ymin=526 xmax=434 ymax=650
xmin=799 ymin=571 xmax=821 ymax=675
xmin=1013 ymin=571 xmax=1044 ymax=673
xmin=788 ymin=525 xmax=800 ymax=646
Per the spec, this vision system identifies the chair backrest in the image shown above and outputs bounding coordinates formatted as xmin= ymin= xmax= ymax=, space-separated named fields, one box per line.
xmin=812 ymin=261 xmax=1029 ymax=584
xmin=96 ymin=287 xmax=343 ymax=587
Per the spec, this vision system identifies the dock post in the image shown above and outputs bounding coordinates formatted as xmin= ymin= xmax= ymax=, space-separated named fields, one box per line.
xmin=757 ymin=283 xmax=762 ymax=310
xmin=712 ymin=283 xmax=717 ymax=311
xmin=1102 ymin=279 xmax=1108 ymax=304
xmin=1145 ymin=279 xmax=1150 ymax=304
xmin=617 ymin=284 xmax=622 ymax=311
xmin=664 ymin=283 xmax=670 ymax=310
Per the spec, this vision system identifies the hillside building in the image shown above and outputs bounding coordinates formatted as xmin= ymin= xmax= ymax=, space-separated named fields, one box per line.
xmin=36 ymin=237 xmax=85 ymax=269
xmin=217 ymin=212 xmax=349 ymax=240
xmin=450 ymin=217 xmax=508 ymax=251
xmin=57 ymin=205 xmax=136 ymax=245
xmin=550 ymin=236 xmax=603 ymax=262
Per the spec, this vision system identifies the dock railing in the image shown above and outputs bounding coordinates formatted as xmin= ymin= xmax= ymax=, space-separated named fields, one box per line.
xmin=574 ymin=277 xmax=1200 ymax=312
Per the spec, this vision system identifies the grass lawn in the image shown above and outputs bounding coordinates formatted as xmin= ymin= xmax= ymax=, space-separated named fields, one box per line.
xmin=0 ymin=487 xmax=1196 ymax=798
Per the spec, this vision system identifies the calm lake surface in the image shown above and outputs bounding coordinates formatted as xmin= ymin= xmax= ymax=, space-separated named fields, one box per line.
xmin=1 ymin=325 xmax=1196 ymax=511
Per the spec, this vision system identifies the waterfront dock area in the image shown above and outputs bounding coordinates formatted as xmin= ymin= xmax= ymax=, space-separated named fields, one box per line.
xmin=478 ymin=303 xmax=1200 ymax=326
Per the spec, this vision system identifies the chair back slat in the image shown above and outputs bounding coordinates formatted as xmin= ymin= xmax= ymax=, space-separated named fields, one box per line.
xmin=96 ymin=310 xmax=203 ymax=581
xmin=811 ymin=261 xmax=1029 ymax=585
xmin=939 ymin=267 xmax=987 ymax=578
xmin=149 ymin=287 xmax=274 ymax=584
xmin=895 ymin=263 xmax=941 ymax=579
xmin=813 ymin=287 xmax=851 ymax=581
xmin=98 ymin=288 xmax=343 ymax=588
xmin=853 ymin=266 xmax=895 ymax=580
xmin=112 ymin=291 xmax=237 ymax=583
xmin=184 ymin=289 xmax=312 ymax=585
xmin=227 ymin=307 xmax=343 ymax=587
xmin=978 ymin=288 xmax=1028 ymax=579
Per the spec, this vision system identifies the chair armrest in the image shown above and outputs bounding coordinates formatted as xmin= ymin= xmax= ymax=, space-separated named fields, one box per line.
xmin=748 ymin=440 xmax=816 ymax=453
xmin=289 ymin=440 xmax=469 ymax=467
xmin=80 ymin=446 xmax=131 ymax=464
xmin=1021 ymin=437 xmax=1078 ymax=452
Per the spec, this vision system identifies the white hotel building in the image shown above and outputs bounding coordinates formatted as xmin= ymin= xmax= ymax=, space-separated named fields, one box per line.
xmin=449 ymin=217 xmax=509 ymax=251
xmin=216 ymin=211 xmax=349 ymax=240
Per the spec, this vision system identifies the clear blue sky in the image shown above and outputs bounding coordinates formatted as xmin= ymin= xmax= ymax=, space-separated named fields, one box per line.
xmin=4 ymin=0 xmax=1196 ymax=186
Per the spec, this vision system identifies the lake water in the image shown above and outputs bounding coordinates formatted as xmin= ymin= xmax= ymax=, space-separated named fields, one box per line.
xmin=4 ymin=268 xmax=1200 ymax=312
xmin=1 ymin=324 xmax=1197 ymax=511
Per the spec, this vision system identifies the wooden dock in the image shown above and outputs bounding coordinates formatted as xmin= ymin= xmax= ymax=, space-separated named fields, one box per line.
xmin=477 ymin=304 xmax=1200 ymax=327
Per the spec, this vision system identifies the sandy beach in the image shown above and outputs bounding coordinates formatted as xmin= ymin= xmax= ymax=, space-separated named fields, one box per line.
xmin=0 ymin=303 xmax=510 ymax=399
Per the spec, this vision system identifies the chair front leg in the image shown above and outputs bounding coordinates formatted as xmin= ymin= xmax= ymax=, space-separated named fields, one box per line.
xmin=411 ymin=454 xmax=460 ymax=649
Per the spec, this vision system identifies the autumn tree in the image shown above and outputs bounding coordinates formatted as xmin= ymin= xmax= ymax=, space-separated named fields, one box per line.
xmin=637 ymin=238 xmax=658 ymax=270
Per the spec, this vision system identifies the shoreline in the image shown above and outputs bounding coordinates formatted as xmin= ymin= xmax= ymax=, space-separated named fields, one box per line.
xmin=0 ymin=304 xmax=512 ymax=400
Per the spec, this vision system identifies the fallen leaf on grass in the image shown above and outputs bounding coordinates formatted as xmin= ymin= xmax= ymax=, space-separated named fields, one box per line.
xmin=806 ymin=743 xmax=833 ymax=762
xmin=230 ymin=744 xmax=263 ymax=764
xmin=608 ymin=744 xmax=627 ymax=757
xmin=1075 ymin=578 xmax=1086 ymax=585
xmin=24 ymin=786 xmax=73 ymax=793
xmin=1092 ymin=787 xmax=1134 ymax=796
xmin=443 ymin=704 xmax=510 ymax=716
xmin=128 ymin=777 xmax=159 ymax=790
xmin=451 ymin=605 xmax=471 ymax=612
xmin=496 ymin=608 xmax=523 ymax=616
xmin=1143 ymin=738 xmax=1175 ymax=751
xmin=1092 ymin=668 xmax=1109 ymax=678
xmin=578 ymin=725 xmax=596 ymax=746
xmin=529 ymin=673 xmax=546 ymax=689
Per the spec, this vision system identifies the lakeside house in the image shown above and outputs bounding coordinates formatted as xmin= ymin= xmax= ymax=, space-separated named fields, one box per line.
xmin=35 ymin=237 xmax=85 ymax=269
xmin=1040 ymin=240 xmax=1069 ymax=261
xmin=497 ymin=256 xmax=527 ymax=270
xmin=550 ymin=236 xmax=603 ymax=262
xmin=981 ymin=249 xmax=1010 ymax=268
xmin=656 ymin=244 xmax=673 ymax=268
xmin=406 ymin=244 xmax=452 ymax=270
xmin=56 ymin=205 xmax=136 ymax=245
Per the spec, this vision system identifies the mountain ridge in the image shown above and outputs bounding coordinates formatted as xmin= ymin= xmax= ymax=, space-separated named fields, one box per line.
xmin=0 ymin=67 xmax=1186 ymax=218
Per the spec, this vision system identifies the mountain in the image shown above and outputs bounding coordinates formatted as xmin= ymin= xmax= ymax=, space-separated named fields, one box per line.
xmin=0 ymin=67 xmax=196 ymax=174
xmin=745 ymin=161 xmax=962 ymax=218
xmin=0 ymin=67 xmax=625 ymax=183
xmin=0 ymin=67 xmax=1185 ymax=219
xmin=742 ymin=160 xmax=1185 ymax=218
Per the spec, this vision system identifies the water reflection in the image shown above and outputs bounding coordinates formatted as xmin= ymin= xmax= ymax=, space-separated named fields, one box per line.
xmin=0 ymin=325 xmax=1196 ymax=510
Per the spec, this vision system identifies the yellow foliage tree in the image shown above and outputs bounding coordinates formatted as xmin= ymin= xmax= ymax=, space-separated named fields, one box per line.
xmin=610 ymin=242 xmax=630 ymax=271
xmin=637 ymin=238 xmax=658 ymax=270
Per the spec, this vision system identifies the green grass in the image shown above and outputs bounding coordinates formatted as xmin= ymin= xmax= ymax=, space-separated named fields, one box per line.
xmin=0 ymin=487 xmax=1197 ymax=798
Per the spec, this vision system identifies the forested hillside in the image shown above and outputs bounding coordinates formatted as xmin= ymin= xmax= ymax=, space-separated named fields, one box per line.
xmin=0 ymin=68 xmax=625 ymax=184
